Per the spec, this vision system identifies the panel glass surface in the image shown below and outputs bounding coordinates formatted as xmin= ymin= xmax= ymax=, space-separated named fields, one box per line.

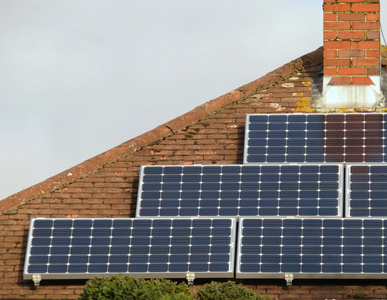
xmin=347 ymin=164 xmax=387 ymax=217
xmin=24 ymin=218 xmax=236 ymax=280
xmin=137 ymin=164 xmax=343 ymax=218
xmin=244 ymin=113 xmax=386 ymax=164
xmin=237 ymin=218 xmax=387 ymax=278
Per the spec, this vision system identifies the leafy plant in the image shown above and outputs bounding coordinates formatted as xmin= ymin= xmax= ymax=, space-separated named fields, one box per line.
xmin=77 ymin=274 xmax=194 ymax=300
xmin=196 ymin=281 xmax=271 ymax=300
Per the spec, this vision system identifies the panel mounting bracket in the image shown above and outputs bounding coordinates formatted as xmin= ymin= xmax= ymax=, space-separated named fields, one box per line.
xmin=32 ymin=274 xmax=41 ymax=287
xmin=284 ymin=273 xmax=293 ymax=286
xmin=186 ymin=272 xmax=195 ymax=285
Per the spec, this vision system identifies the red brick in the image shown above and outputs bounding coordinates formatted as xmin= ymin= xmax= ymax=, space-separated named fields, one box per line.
xmin=324 ymin=21 xmax=351 ymax=30
xmin=324 ymin=4 xmax=351 ymax=12
xmin=324 ymin=67 xmax=338 ymax=76
xmin=352 ymin=76 xmax=375 ymax=85
xmin=352 ymin=41 xmax=380 ymax=49
xmin=324 ymin=58 xmax=351 ymax=67
xmin=338 ymin=12 xmax=365 ymax=21
xmin=338 ymin=30 xmax=365 ymax=39
xmin=328 ymin=76 xmax=352 ymax=85
xmin=367 ymin=12 xmax=380 ymax=21
xmin=367 ymin=67 xmax=380 ymax=76
xmin=366 ymin=30 xmax=380 ymax=39
xmin=352 ymin=58 xmax=379 ymax=66
xmin=367 ymin=49 xmax=380 ymax=57
xmin=352 ymin=22 xmax=380 ymax=30
xmin=324 ymin=40 xmax=351 ymax=49
xmin=338 ymin=67 xmax=367 ymax=75
xmin=324 ymin=12 xmax=337 ymax=21
xmin=338 ymin=49 xmax=364 ymax=58
xmin=352 ymin=4 xmax=380 ymax=12
xmin=324 ymin=31 xmax=337 ymax=40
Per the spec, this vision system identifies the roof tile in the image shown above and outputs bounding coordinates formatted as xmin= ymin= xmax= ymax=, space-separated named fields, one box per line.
xmin=0 ymin=47 xmax=323 ymax=214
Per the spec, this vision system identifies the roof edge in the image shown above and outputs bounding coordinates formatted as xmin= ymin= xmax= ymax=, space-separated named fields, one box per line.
xmin=0 ymin=47 xmax=323 ymax=214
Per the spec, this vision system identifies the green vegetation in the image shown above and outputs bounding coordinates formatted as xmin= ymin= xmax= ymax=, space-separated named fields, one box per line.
xmin=77 ymin=276 xmax=271 ymax=300
xmin=77 ymin=275 xmax=193 ymax=300
xmin=197 ymin=281 xmax=271 ymax=300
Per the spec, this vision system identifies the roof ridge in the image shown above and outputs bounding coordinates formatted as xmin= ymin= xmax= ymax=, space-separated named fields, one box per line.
xmin=0 ymin=47 xmax=323 ymax=214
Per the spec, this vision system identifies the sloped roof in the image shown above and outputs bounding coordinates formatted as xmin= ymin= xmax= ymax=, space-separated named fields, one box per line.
xmin=0 ymin=47 xmax=323 ymax=214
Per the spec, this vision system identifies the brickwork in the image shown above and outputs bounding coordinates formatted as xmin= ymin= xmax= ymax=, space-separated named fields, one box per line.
xmin=1 ymin=47 xmax=387 ymax=299
xmin=323 ymin=0 xmax=380 ymax=85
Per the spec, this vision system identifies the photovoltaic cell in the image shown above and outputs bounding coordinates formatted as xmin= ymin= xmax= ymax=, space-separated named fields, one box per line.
xmin=137 ymin=164 xmax=343 ymax=218
xmin=24 ymin=218 xmax=236 ymax=281
xmin=346 ymin=164 xmax=387 ymax=217
xmin=244 ymin=113 xmax=386 ymax=164
xmin=237 ymin=218 xmax=387 ymax=279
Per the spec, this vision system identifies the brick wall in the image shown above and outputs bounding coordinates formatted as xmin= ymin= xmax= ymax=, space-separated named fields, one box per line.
xmin=2 ymin=48 xmax=387 ymax=299
xmin=323 ymin=0 xmax=380 ymax=85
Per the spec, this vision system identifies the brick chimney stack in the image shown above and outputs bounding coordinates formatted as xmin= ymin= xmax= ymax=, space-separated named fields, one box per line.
xmin=320 ymin=0 xmax=383 ymax=108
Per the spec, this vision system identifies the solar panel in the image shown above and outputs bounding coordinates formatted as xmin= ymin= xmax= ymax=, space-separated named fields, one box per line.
xmin=244 ymin=113 xmax=386 ymax=164
xmin=24 ymin=218 xmax=236 ymax=283
xmin=237 ymin=217 xmax=387 ymax=280
xmin=137 ymin=164 xmax=343 ymax=218
xmin=346 ymin=164 xmax=387 ymax=217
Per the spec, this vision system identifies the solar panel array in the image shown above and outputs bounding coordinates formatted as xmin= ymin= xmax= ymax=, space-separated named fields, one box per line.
xmin=24 ymin=113 xmax=387 ymax=285
xmin=137 ymin=164 xmax=343 ymax=218
xmin=24 ymin=218 xmax=236 ymax=281
xmin=244 ymin=113 xmax=386 ymax=164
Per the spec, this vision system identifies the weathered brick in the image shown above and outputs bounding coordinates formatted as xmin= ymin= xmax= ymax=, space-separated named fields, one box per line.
xmin=338 ymin=30 xmax=365 ymax=39
xmin=366 ymin=30 xmax=380 ymax=39
xmin=352 ymin=21 xmax=380 ymax=30
xmin=329 ymin=76 xmax=352 ymax=85
xmin=338 ymin=12 xmax=365 ymax=21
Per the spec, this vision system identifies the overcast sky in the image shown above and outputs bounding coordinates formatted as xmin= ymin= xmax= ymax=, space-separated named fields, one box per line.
xmin=0 ymin=1 xmax=383 ymax=200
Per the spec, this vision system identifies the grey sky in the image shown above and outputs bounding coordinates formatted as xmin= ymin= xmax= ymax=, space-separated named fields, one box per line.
xmin=0 ymin=0 xmax=375 ymax=200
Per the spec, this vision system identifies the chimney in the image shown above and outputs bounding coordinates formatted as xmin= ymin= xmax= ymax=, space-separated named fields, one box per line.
xmin=320 ymin=0 xmax=383 ymax=108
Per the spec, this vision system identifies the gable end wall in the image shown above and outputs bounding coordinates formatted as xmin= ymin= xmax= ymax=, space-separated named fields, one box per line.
xmin=2 ymin=47 xmax=387 ymax=299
